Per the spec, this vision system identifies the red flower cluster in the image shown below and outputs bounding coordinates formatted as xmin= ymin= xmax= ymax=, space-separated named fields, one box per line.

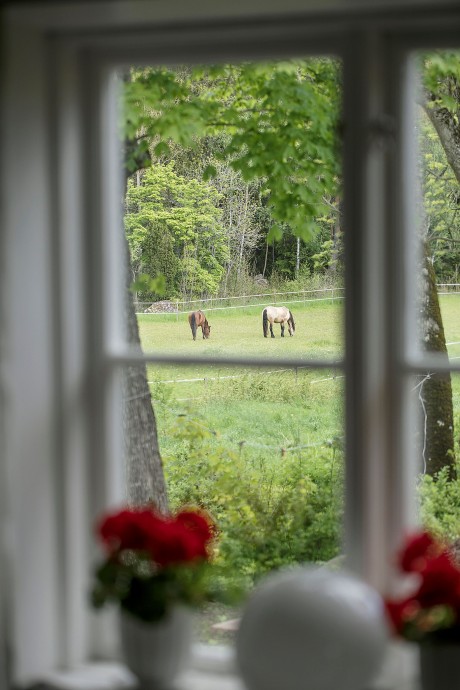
xmin=97 ymin=506 xmax=215 ymax=567
xmin=385 ymin=531 xmax=460 ymax=640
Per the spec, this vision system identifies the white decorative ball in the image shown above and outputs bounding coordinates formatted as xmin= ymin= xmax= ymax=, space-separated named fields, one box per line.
xmin=236 ymin=566 xmax=388 ymax=690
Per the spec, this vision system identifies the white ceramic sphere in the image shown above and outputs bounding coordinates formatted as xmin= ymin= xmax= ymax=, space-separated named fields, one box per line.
xmin=236 ymin=566 xmax=388 ymax=690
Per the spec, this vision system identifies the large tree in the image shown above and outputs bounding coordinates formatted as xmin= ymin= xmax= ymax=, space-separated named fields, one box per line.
xmin=418 ymin=53 xmax=460 ymax=476
xmin=122 ymin=141 xmax=168 ymax=511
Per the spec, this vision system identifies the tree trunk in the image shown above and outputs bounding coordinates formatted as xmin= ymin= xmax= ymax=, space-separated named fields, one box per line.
xmin=420 ymin=247 xmax=455 ymax=477
xmin=419 ymin=95 xmax=460 ymax=477
xmin=122 ymin=237 xmax=169 ymax=510
xmin=122 ymin=141 xmax=169 ymax=511
xmin=295 ymin=237 xmax=300 ymax=277
xmin=329 ymin=197 xmax=343 ymax=273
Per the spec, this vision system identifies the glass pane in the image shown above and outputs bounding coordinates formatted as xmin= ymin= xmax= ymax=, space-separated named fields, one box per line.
xmin=418 ymin=371 xmax=460 ymax=534
xmin=409 ymin=51 xmax=460 ymax=486
xmin=118 ymin=57 xmax=343 ymax=362
xmin=118 ymin=363 xmax=345 ymax=644
xmin=111 ymin=54 xmax=345 ymax=647
xmin=415 ymin=50 xmax=460 ymax=368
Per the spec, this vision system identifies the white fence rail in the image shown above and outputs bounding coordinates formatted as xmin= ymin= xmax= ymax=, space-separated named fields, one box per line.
xmin=135 ymin=284 xmax=460 ymax=315
xmin=135 ymin=287 xmax=345 ymax=315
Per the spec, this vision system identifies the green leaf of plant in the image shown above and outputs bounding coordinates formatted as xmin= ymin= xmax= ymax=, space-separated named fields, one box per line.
xmin=154 ymin=141 xmax=171 ymax=158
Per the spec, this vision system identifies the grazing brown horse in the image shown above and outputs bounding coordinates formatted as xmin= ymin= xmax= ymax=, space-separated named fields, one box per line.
xmin=188 ymin=310 xmax=211 ymax=340
xmin=262 ymin=305 xmax=295 ymax=338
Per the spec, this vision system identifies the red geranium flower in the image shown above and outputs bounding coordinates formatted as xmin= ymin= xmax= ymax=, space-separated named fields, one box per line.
xmin=385 ymin=597 xmax=419 ymax=634
xmin=176 ymin=509 xmax=215 ymax=543
xmin=415 ymin=552 xmax=460 ymax=609
xmin=145 ymin=518 xmax=200 ymax=566
xmin=98 ymin=508 xmax=159 ymax=552
xmin=384 ymin=531 xmax=460 ymax=642
xmin=398 ymin=531 xmax=437 ymax=573
xmin=91 ymin=504 xmax=217 ymax=623
xmin=96 ymin=506 xmax=215 ymax=565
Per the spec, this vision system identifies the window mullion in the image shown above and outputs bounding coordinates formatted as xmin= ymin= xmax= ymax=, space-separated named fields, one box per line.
xmin=343 ymin=32 xmax=408 ymax=590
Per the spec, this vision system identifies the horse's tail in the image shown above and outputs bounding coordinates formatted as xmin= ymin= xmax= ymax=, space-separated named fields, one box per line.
xmin=190 ymin=313 xmax=197 ymax=340
xmin=263 ymin=308 xmax=268 ymax=337
xmin=289 ymin=310 xmax=295 ymax=331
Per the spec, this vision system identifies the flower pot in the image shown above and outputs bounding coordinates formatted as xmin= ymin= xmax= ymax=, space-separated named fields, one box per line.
xmin=120 ymin=606 xmax=193 ymax=689
xmin=419 ymin=642 xmax=460 ymax=690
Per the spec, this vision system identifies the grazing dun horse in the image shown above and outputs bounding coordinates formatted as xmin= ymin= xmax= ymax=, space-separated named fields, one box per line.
xmin=262 ymin=306 xmax=295 ymax=338
xmin=188 ymin=310 xmax=211 ymax=340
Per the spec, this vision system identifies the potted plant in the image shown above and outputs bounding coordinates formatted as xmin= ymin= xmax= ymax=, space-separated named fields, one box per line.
xmin=384 ymin=530 xmax=460 ymax=690
xmin=91 ymin=505 xmax=216 ymax=687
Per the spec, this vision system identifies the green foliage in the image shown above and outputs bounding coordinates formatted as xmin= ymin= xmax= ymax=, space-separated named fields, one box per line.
xmin=423 ymin=51 xmax=460 ymax=116
xmin=208 ymin=371 xmax=314 ymax=404
xmin=419 ymin=465 xmax=460 ymax=541
xmin=124 ymin=59 xmax=341 ymax=246
xmin=312 ymin=239 xmax=335 ymax=273
xmin=419 ymin=110 xmax=460 ymax=281
xmin=163 ymin=410 xmax=343 ymax=587
xmin=92 ymin=557 xmax=212 ymax=622
xmin=130 ymin=273 xmax=166 ymax=296
xmin=125 ymin=163 xmax=228 ymax=298
xmin=123 ymin=55 xmax=460 ymax=293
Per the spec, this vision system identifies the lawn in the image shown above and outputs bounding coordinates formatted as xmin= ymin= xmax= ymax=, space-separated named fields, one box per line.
xmin=138 ymin=300 xmax=344 ymax=464
xmin=137 ymin=295 xmax=460 ymax=464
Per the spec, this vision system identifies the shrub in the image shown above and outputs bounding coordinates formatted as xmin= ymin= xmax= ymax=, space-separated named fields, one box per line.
xmin=164 ymin=411 xmax=343 ymax=590
xmin=419 ymin=464 xmax=460 ymax=541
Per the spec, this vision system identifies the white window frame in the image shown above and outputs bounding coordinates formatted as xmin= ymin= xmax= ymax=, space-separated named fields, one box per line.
xmin=2 ymin=2 xmax=460 ymax=686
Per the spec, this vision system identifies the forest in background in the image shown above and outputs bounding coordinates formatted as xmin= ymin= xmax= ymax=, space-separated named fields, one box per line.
xmin=124 ymin=59 xmax=342 ymax=303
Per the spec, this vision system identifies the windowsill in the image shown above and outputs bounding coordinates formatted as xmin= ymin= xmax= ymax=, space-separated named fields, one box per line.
xmin=34 ymin=640 xmax=419 ymax=690
xmin=35 ymin=662 xmax=244 ymax=690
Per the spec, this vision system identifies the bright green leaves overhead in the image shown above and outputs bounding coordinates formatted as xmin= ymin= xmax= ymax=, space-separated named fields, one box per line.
xmin=123 ymin=58 xmax=341 ymax=243
xmin=423 ymin=51 xmax=460 ymax=120
xmin=419 ymin=110 xmax=460 ymax=280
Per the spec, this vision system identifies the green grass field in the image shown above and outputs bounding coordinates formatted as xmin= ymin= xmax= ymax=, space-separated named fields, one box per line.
xmin=137 ymin=294 xmax=460 ymax=471
xmin=138 ymin=300 xmax=344 ymax=465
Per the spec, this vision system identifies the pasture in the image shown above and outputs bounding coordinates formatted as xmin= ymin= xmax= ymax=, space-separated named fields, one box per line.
xmin=139 ymin=300 xmax=344 ymax=462
xmin=137 ymin=296 xmax=460 ymax=460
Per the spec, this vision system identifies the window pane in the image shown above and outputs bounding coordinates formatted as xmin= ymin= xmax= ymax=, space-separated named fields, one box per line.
xmin=118 ymin=363 xmax=345 ymax=643
xmin=411 ymin=49 xmax=460 ymax=504
xmin=415 ymin=50 xmax=460 ymax=368
xmin=118 ymin=58 xmax=343 ymax=362
xmin=418 ymin=372 xmax=460 ymax=535
xmin=112 ymin=55 xmax=345 ymax=646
